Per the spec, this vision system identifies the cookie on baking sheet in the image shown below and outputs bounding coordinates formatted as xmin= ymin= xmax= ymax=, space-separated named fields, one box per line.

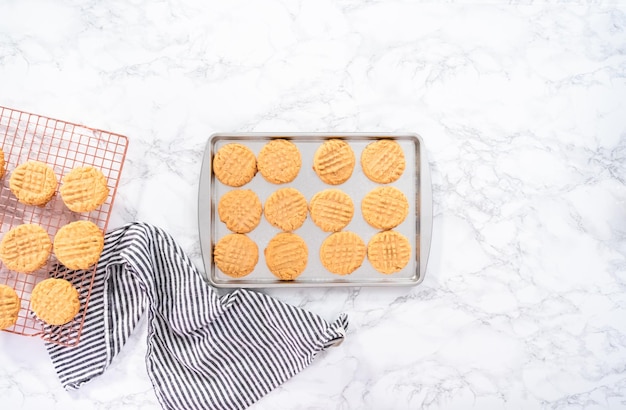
xmin=60 ymin=166 xmax=110 ymax=212
xmin=367 ymin=230 xmax=411 ymax=274
xmin=213 ymin=233 xmax=258 ymax=278
xmin=264 ymin=232 xmax=308 ymax=280
xmin=30 ymin=278 xmax=80 ymax=325
xmin=361 ymin=139 xmax=406 ymax=184
xmin=312 ymin=139 xmax=355 ymax=185
xmin=218 ymin=189 xmax=263 ymax=234
xmin=264 ymin=187 xmax=308 ymax=231
xmin=309 ymin=189 xmax=354 ymax=232
xmin=320 ymin=231 xmax=366 ymax=275
xmin=0 ymin=148 xmax=5 ymax=179
xmin=0 ymin=224 xmax=52 ymax=273
xmin=53 ymin=221 xmax=104 ymax=270
xmin=257 ymin=139 xmax=302 ymax=184
xmin=361 ymin=186 xmax=409 ymax=230
xmin=0 ymin=284 xmax=20 ymax=329
xmin=9 ymin=160 xmax=58 ymax=206
xmin=212 ymin=143 xmax=257 ymax=187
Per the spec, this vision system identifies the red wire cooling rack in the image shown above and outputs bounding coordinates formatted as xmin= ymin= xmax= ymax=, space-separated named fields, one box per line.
xmin=0 ymin=106 xmax=128 ymax=347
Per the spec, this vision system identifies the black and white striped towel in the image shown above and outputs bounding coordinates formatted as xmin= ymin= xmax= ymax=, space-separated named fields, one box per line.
xmin=46 ymin=222 xmax=348 ymax=410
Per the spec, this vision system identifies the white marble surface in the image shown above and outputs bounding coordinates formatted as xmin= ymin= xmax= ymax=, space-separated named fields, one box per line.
xmin=1 ymin=1 xmax=625 ymax=409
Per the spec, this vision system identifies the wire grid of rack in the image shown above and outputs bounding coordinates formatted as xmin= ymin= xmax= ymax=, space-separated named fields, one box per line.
xmin=0 ymin=106 xmax=128 ymax=347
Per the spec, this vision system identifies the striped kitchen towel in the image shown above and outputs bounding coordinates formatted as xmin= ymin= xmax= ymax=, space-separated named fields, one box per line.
xmin=45 ymin=222 xmax=348 ymax=410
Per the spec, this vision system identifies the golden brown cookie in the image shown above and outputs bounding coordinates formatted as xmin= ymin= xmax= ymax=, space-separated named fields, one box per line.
xmin=0 ymin=224 xmax=52 ymax=273
xmin=53 ymin=221 xmax=104 ymax=270
xmin=60 ymin=166 xmax=110 ymax=212
xmin=213 ymin=233 xmax=258 ymax=278
xmin=367 ymin=230 xmax=411 ymax=274
xmin=212 ymin=143 xmax=257 ymax=187
xmin=30 ymin=278 xmax=80 ymax=325
xmin=309 ymin=189 xmax=354 ymax=232
xmin=360 ymin=139 xmax=406 ymax=184
xmin=264 ymin=232 xmax=308 ymax=280
xmin=257 ymin=139 xmax=302 ymax=184
xmin=313 ymin=139 xmax=355 ymax=185
xmin=0 ymin=284 xmax=20 ymax=329
xmin=0 ymin=148 xmax=5 ymax=179
xmin=361 ymin=186 xmax=409 ymax=230
xmin=218 ymin=189 xmax=263 ymax=234
xmin=264 ymin=188 xmax=308 ymax=231
xmin=9 ymin=160 xmax=58 ymax=206
xmin=320 ymin=231 xmax=366 ymax=275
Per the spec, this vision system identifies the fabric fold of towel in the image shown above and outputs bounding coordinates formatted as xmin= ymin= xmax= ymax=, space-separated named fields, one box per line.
xmin=45 ymin=222 xmax=348 ymax=410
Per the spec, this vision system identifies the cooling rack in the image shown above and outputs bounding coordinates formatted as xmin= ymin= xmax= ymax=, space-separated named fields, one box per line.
xmin=0 ymin=106 xmax=128 ymax=347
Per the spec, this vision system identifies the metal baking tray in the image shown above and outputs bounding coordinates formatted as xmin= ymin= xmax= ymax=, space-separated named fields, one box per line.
xmin=198 ymin=132 xmax=432 ymax=288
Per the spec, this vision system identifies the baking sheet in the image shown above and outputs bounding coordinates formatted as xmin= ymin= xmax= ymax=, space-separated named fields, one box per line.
xmin=198 ymin=133 xmax=432 ymax=288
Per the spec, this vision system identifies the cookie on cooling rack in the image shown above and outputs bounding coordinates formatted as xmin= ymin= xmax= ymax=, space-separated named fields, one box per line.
xmin=53 ymin=221 xmax=104 ymax=270
xmin=320 ymin=231 xmax=366 ymax=275
xmin=312 ymin=139 xmax=355 ymax=185
xmin=361 ymin=186 xmax=409 ymax=230
xmin=0 ymin=224 xmax=52 ymax=273
xmin=30 ymin=278 xmax=80 ymax=325
xmin=257 ymin=139 xmax=302 ymax=184
xmin=0 ymin=284 xmax=20 ymax=329
xmin=218 ymin=189 xmax=263 ymax=234
xmin=212 ymin=143 xmax=257 ymax=187
xmin=213 ymin=233 xmax=258 ymax=278
xmin=360 ymin=139 xmax=406 ymax=184
xmin=367 ymin=230 xmax=411 ymax=274
xmin=264 ymin=232 xmax=308 ymax=281
xmin=9 ymin=160 xmax=58 ymax=206
xmin=60 ymin=166 xmax=110 ymax=212
xmin=0 ymin=148 xmax=5 ymax=179
xmin=309 ymin=189 xmax=354 ymax=232
xmin=264 ymin=187 xmax=308 ymax=231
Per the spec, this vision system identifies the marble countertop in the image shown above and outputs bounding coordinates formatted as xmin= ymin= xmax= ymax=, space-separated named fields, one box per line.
xmin=1 ymin=1 xmax=625 ymax=409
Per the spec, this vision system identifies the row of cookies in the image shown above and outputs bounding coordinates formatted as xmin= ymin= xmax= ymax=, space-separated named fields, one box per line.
xmin=218 ymin=186 xmax=409 ymax=234
xmin=0 ymin=221 xmax=104 ymax=273
xmin=213 ymin=138 xmax=406 ymax=187
xmin=1 ymin=149 xmax=109 ymax=212
xmin=0 ymin=278 xmax=81 ymax=329
xmin=213 ymin=229 xmax=411 ymax=280
xmin=0 ymin=220 xmax=103 ymax=329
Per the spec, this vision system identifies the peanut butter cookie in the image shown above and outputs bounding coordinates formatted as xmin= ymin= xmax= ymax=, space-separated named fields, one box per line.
xmin=0 ymin=224 xmax=52 ymax=273
xmin=360 ymin=139 xmax=405 ymax=184
xmin=312 ymin=139 xmax=355 ymax=185
xmin=264 ymin=188 xmax=308 ymax=231
xmin=213 ymin=233 xmax=258 ymax=278
xmin=0 ymin=284 xmax=20 ymax=329
xmin=53 ymin=221 xmax=104 ymax=270
xmin=309 ymin=189 xmax=354 ymax=232
xmin=367 ymin=230 xmax=411 ymax=274
xmin=0 ymin=148 xmax=5 ymax=179
xmin=320 ymin=231 xmax=366 ymax=275
xmin=9 ymin=160 xmax=58 ymax=206
xmin=361 ymin=186 xmax=409 ymax=230
xmin=213 ymin=143 xmax=257 ymax=187
xmin=30 ymin=278 xmax=80 ymax=325
xmin=257 ymin=139 xmax=301 ymax=184
xmin=264 ymin=232 xmax=308 ymax=280
xmin=60 ymin=166 xmax=109 ymax=212
xmin=218 ymin=189 xmax=263 ymax=234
